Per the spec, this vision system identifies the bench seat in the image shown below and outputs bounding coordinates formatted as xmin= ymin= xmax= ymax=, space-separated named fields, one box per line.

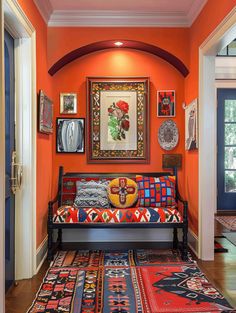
xmin=53 ymin=205 xmax=183 ymax=224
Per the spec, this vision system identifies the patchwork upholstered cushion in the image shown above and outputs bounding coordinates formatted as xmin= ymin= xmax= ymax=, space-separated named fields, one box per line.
xmin=54 ymin=206 xmax=182 ymax=223
xmin=108 ymin=177 xmax=138 ymax=208
xmin=136 ymin=175 xmax=176 ymax=207
xmin=74 ymin=180 xmax=110 ymax=208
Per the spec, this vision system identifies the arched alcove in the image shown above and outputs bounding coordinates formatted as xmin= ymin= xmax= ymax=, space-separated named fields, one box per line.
xmin=48 ymin=40 xmax=189 ymax=77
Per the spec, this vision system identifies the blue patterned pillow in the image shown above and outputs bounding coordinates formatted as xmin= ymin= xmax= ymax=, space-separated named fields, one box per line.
xmin=74 ymin=180 xmax=110 ymax=208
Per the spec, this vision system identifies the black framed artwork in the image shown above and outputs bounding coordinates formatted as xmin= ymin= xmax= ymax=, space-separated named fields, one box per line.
xmin=56 ymin=118 xmax=85 ymax=153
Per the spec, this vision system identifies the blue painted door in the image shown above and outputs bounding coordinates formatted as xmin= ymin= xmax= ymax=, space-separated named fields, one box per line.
xmin=5 ymin=30 xmax=15 ymax=292
xmin=217 ymin=88 xmax=236 ymax=211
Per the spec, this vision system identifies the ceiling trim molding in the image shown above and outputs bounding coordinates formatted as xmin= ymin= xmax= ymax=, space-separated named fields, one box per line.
xmin=48 ymin=10 xmax=190 ymax=27
xmin=187 ymin=0 xmax=207 ymax=25
xmin=33 ymin=0 xmax=53 ymax=24
xmin=48 ymin=40 xmax=189 ymax=77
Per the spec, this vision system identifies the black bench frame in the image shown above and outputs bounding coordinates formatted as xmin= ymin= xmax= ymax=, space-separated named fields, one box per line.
xmin=47 ymin=166 xmax=188 ymax=260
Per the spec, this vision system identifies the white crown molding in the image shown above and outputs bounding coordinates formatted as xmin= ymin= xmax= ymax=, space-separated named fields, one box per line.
xmin=33 ymin=0 xmax=207 ymax=27
xmin=187 ymin=0 xmax=207 ymax=26
xmin=33 ymin=0 xmax=53 ymax=24
xmin=48 ymin=10 xmax=190 ymax=27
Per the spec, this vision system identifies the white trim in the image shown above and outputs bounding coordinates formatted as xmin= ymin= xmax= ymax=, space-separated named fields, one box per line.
xmin=34 ymin=0 xmax=207 ymax=27
xmin=186 ymin=0 xmax=207 ymax=26
xmin=33 ymin=0 xmax=52 ymax=24
xmin=48 ymin=10 xmax=190 ymax=27
xmin=215 ymin=80 xmax=236 ymax=88
xmin=36 ymin=236 xmax=48 ymax=273
xmin=47 ymin=7 xmax=208 ymax=28
xmin=0 ymin=1 xmax=5 ymax=311
xmin=198 ymin=7 xmax=236 ymax=260
xmin=188 ymin=229 xmax=199 ymax=257
xmin=4 ymin=0 xmax=37 ymax=280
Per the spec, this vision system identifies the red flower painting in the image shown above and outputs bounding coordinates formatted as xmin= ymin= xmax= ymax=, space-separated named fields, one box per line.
xmin=108 ymin=100 xmax=130 ymax=141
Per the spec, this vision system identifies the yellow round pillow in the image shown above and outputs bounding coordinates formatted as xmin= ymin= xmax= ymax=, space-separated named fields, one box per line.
xmin=108 ymin=177 xmax=138 ymax=208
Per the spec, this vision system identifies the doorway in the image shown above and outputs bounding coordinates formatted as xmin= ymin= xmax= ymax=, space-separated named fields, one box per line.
xmin=0 ymin=1 xmax=37 ymax=311
xmin=4 ymin=29 xmax=15 ymax=292
xmin=217 ymin=88 xmax=236 ymax=212
xmin=199 ymin=9 xmax=236 ymax=260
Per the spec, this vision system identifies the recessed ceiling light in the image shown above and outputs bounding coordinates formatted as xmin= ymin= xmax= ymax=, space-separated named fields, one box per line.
xmin=114 ymin=41 xmax=123 ymax=47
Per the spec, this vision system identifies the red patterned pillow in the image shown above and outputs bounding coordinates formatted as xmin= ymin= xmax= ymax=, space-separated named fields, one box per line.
xmin=136 ymin=175 xmax=176 ymax=207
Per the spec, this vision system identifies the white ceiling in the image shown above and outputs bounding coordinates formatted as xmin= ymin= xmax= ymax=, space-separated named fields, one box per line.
xmin=34 ymin=0 xmax=207 ymax=27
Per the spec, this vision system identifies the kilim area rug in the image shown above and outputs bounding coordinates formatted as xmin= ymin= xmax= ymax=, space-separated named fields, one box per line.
xmin=27 ymin=249 xmax=235 ymax=313
xmin=223 ymin=232 xmax=236 ymax=247
xmin=214 ymin=240 xmax=228 ymax=253
xmin=215 ymin=216 xmax=236 ymax=231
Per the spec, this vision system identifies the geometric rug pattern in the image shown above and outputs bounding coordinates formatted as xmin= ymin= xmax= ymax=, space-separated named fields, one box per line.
xmin=216 ymin=216 xmax=236 ymax=231
xmin=223 ymin=232 xmax=236 ymax=247
xmin=27 ymin=250 xmax=235 ymax=313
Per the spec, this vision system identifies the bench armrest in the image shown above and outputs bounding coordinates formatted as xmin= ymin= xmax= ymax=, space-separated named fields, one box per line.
xmin=176 ymin=192 xmax=188 ymax=223
xmin=48 ymin=195 xmax=59 ymax=224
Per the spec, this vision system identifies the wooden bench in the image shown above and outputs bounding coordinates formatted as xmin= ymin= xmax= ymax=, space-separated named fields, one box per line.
xmin=47 ymin=166 xmax=188 ymax=260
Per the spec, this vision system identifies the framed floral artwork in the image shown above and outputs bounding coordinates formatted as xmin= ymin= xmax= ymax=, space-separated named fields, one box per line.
xmin=56 ymin=118 xmax=85 ymax=153
xmin=60 ymin=93 xmax=77 ymax=114
xmin=39 ymin=89 xmax=53 ymax=134
xmin=157 ymin=90 xmax=175 ymax=117
xmin=87 ymin=77 xmax=150 ymax=163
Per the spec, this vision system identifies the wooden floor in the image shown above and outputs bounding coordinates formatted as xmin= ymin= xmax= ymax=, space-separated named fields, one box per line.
xmin=5 ymin=226 xmax=236 ymax=312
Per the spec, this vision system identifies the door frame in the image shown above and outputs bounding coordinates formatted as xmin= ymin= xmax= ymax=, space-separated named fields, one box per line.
xmin=199 ymin=7 xmax=236 ymax=260
xmin=0 ymin=0 xmax=36 ymax=309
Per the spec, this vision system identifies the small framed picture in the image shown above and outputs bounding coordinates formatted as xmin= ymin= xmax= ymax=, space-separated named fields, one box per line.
xmin=157 ymin=90 xmax=175 ymax=117
xmin=39 ymin=90 xmax=53 ymax=134
xmin=56 ymin=118 xmax=85 ymax=153
xmin=185 ymin=99 xmax=198 ymax=150
xmin=60 ymin=93 xmax=77 ymax=114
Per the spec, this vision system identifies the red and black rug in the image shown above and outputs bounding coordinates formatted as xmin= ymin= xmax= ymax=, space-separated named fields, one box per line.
xmin=27 ymin=250 xmax=235 ymax=313
xmin=214 ymin=239 xmax=228 ymax=253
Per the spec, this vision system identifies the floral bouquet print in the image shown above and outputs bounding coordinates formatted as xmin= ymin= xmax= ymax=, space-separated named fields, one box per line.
xmin=108 ymin=100 xmax=130 ymax=141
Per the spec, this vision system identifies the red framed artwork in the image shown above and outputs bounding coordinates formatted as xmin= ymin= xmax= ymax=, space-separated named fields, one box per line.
xmin=87 ymin=77 xmax=150 ymax=163
xmin=157 ymin=90 xmax=175 ymax=117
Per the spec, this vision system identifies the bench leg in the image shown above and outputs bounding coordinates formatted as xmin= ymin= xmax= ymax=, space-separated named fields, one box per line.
xmin=57 ymin=229 xmax=62 ymax=249
xmin=47 ymin=226 xmax=54 ymax=261
xmin=173 ymin=228 xmax=178 ymax=249
xmin=182 ymin=224 xmax=188 ymax=261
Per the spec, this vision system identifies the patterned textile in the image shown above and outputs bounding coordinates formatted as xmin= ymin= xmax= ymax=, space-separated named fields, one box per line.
xmin=216 ymin=216 xmax=236 ymax=231
xmin=136 ymin=175 xmax=176 ymax=207
xmin=134 ymin=249 xmax=192 ymax=265
xmin=108 ymin=177 xmax=138 ymax=208
xmin=51 ymin=250 xmax=190 ymax=268
xmin=54 ymin=206 xmax=183 ymax=224
xmin=74 ymin=180 xmax=110 ymax=208
xmin=28 ymin=250 xmax=234 ymax=313
xmin=61 ymin=177 xmax=112 ymax=206
xmin=52 ymin=250 xmax=135 ymax=268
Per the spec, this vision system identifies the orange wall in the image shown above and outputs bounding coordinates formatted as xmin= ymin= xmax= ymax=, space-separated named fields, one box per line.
xmin=51 ymin=47 xmax=186 ymax=197
xmin=48 ymin=27 xmax=189 ymax=226
xmin=48 ymin=27 xmax=189 ymax=70
xmin=18 ymin=0 xmax=236 ymax=245
xmin=185 ymin=0 xmax=236 ymax=235
xmin=17 ymin=0 xmax=53 ymax=247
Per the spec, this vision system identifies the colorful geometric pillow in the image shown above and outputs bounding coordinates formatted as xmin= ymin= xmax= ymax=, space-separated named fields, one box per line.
xmin=108 ymin=177 xmax=138 ymax=208
xmin=136 ymin=175 xmax=176 ymax=207
xmin=74 ymin=180 xmax=110 ymax=208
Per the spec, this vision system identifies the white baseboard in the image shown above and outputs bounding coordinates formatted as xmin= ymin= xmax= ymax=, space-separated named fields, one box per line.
xmin=188 ymin=228 xmax=199 ymax=257
xmin=36 ymin=236 xmax=48 ymax=273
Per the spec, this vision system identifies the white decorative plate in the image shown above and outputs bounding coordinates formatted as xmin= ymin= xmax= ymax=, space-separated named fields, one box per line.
xmin=158 ymin=119 xmax=179 ymax=150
